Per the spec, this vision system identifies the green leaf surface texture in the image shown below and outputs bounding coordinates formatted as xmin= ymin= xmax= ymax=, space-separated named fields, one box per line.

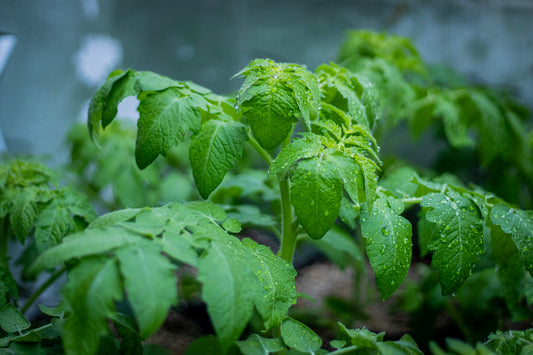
xmin=190 ymin=119 xmax=248 ymax=198
xmin=316 ymin=62 xmax=380 ymax=129
xmin=136 ymin=87 xmax=203 ymax=169
xmin=420 ymin=191 xmax=484 ymax=294
xmin=32 ymin=201 xmax=296 ymax=352
xmin=269 ymin=135 xmax=324 ymax=176
xmin=34 ymin=188 xmax=97 ymax=253
xmin=115 ymin=241 xmax=178 ymax=338
xmin=0 ymin=261 xmax=18 ymax=309
xmin=280 ymin=317 xmax=322 ymax=353
xmin=197 ymin=237 xmax=259 ymax=352
xmin=0 ymin=303 xmax=30 ymax=333
xmin=31 ymin=227 xmax=141 ymax=273
xmin=242 ymin=238 xmax=297 ymax=329
xmin=61 ymin=257 xmax=122 ymax=355
xmin=1 ymin=159 xmax=96 ymax=248
xmin=235 ymin=59 xmax=319 ymax=149
xmin=88 ymin=69 xmax=215 ymax=170
xmin=236 ymin=334 xmax=284 ymax=355
xmin=290 ymin=156 xmax=343 ymax=239
xmin=491 ymin=204 xmax=533 ymax=274
xmin=9 ymin=189 xmax=40 ymax=243
xmin=88 ymin=69 xmax=128 ymax=141
xmin=361 ymin=197 xmax=412 ymax=300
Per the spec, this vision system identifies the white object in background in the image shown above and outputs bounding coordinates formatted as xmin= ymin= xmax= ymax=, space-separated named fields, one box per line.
xmin=73 ymin=34 xmax=123 ymax=88
xmin=0 ymin=33 xmax=17 ymax=152
xmin=0 ymin=33 xmax=17 ymax=76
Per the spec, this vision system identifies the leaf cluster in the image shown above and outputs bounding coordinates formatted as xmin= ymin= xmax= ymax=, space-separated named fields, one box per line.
xmin=67 ymin=121 xmax=196 ymax=209
xmin=371 ymin=166 xmax=533 ymax=301
xmin=337 ymin=30 xmax=533 ymax=206
xmin=31 ymin=201 xmax=297 ymax=354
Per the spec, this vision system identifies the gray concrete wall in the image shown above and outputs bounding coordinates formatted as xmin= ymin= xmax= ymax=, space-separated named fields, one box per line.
xmin=1 ymin=0 xmax=532 ymax=163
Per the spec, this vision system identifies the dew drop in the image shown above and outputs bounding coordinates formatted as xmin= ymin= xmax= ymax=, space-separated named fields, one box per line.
xmin=324 ymin=211 xmax=330 ymax=216
xmin=381 ymin=227 xmax=390 ymax=236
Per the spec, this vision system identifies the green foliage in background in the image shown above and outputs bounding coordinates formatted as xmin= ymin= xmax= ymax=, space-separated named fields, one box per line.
xmin=0 ymin=30 xmax=532 ymax=355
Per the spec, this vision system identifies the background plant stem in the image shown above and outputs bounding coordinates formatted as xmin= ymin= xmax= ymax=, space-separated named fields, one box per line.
xmin=21 ymin=266 xmax=67 ymax=313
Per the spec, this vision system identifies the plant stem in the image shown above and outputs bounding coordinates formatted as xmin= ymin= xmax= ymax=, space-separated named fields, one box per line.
xmin=21 ymin=266 xmax=67 ymax=314
xmin=247 ymin=135 xmax=273 ymax=165
xmin=278 ymin=176 xmax=297 ymax=263
xmin=401 ymin=197 xmax=423 ymax=208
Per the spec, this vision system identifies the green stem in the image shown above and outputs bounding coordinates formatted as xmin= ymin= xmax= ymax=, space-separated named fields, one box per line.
xmin=247 ymin=134 xmax=273 ymax=165
xmin=401 ymin=197 xmax=423 ymax=208
xmin=21 ymin=266 xmax=67 ymax=314
xmin=278 ymin=176 xmax=297 ymax=263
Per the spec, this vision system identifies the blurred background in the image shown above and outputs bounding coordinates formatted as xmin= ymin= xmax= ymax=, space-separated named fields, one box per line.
xmin=1 ymin=0 xmax=532 ymax=164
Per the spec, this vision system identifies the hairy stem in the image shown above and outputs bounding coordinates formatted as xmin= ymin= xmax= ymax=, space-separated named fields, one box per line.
xmin=21 ymin=266 xmax=67 ymax=314
xmin=247 ymin=134 xmax=273 ymax=165
xmin=278 ymin=176 xmax=297 ymax=263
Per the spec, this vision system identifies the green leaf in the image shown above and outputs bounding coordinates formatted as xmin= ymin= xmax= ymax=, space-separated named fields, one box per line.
xmin=189 ymin=119 xmax=248 ymax=198
xmin=0 ymin=261 xmax=18 ymax=309
xmin=361 ymin=198 xmax=412 ymax=300
xmin=102 ymin=70 xmax=140 ymax=129
xmin=434 ymin=92 xmax=475 ymax=149
xmin=242 ymin=238 xmax=297 ymax=329
xmin=235 ymin=59 xmax=318 ymax=149
xmin=269 ymin=135 xmax=323 ymax=176
xmin=490 ymin=204 xmax=533 ymax=275
xmin=61 ymin=257 xmax=122 ymax=355
xmin=485 ymin=329 xmax=533 ymax=355
xmin=280 ymin=317 xmax=322 ymax=353
xmin=88 ymin=208 xmax=145 ymax=229
xmin=38 ymin=304 xmax=65 ymax=318
xmin=186 ymin=201 xmax=227 ymax=222
xmin=9 ymin=188 xmax=40 ymax=243
xmin=0 ymin=304 xmax=30 ymax=333
xmin=221 ymin=218 xmax=242 ymax=234
xmin=158 ymin=230 xmax=199 ymax=266
xmin=489 ymin=222 xmax=524 ymax=307
xmin=336 ymin=323 xmax=384 ymax=349
xmin=135 ymin=87 xmax=203 ymax=169
xmin=0 ymin=342 xmax=48 ymax=354
xmin=88 ymin=69 xmax=127 ymax=141
xmin=197 ymin=238 xmax=259 ymax=352
xmin=225 ymin=205 xmax=277 ymax=229
xmin=31 ymin=227 xmax=142 ymax=273
xmin=184 ymin=335 xmax=222 ymax=355
xmin=115 ymin=241 xmax=178 ymax=338
xmin=377 ymin=334 xmax=423 ymax=354
xmin=241 ymin=82 xmax=297 ymax=149
xmin=136 ymin=71 xmax=180 ymax=92
xmin=33 ymin=200 xmax=71 ymax=253
xmin=236 ymin=334 xmax=284 ymax=355
xmin=420 ymin=191 xmax=484 ymax=294
xmin=325 ymin=153 xmax=362 ymax=205
xmin=291 ymin=156 xmax=343 ymax=239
